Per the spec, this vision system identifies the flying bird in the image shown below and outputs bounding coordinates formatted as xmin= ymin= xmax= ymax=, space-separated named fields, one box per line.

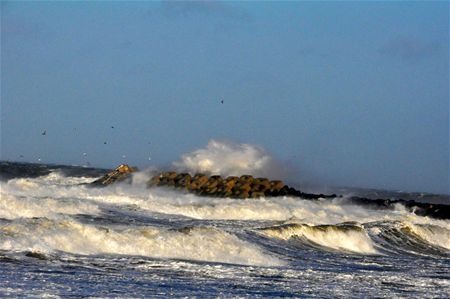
xmin=41 ymin=130 xmax=46 ymax=136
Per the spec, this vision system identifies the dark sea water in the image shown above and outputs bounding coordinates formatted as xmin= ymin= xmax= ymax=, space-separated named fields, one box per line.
xmin=1 ymin=162 xmax=449 ymax=298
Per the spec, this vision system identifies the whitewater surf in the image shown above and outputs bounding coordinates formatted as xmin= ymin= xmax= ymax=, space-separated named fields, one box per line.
xmin=1 ymin=141 xmax=449 ymax=297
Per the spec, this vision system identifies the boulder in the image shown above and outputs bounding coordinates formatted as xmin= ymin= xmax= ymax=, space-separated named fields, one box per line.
xmin=190 ymin=174 xmax=209 ymax=190
xmin=174 ymin=173 xmax=191 ymax=188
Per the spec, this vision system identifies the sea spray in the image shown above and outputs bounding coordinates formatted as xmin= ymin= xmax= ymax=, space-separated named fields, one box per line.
xmin=172 ymin=139 xmax=286 ymax=179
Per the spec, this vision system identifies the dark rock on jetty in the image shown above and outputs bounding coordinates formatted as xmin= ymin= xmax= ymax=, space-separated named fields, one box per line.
xmin=90 ymin=164 xmax=137 ymax=186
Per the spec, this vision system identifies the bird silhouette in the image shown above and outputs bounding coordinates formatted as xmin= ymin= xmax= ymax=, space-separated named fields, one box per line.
xmin=41 ymin=130 xmax=46 ymax=136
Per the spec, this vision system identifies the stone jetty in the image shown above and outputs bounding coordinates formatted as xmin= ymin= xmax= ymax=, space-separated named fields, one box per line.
xmin=90 ymin=164 xmax=333 ymax=199
xmin=88 ymin=164 xmax=449 ymax=220
xmin=146 ymin=171 xmax=333 ymax=199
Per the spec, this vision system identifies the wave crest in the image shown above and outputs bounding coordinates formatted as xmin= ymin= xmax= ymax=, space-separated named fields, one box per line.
xmin=0 ymin=218 xmax=283 ymax=267
xmin=260 ymin=223 xmax=378 ymax=254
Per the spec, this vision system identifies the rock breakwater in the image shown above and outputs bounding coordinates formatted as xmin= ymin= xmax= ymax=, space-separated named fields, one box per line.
xmin=90 ymin=164 xmax=333 ymax=199
xmin=147 ymin=171 xmax=333 ymax=199
xmin=89 ymin=164 xmax=450 ymax=219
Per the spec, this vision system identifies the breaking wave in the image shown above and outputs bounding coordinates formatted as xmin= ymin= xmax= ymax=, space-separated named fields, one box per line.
xmin=407 ymin=223 xmax=450 ymax=250
xmin=368 ymin=221 xmax=450 ymax=256
xmin=0 ymin=218 xmax=282 ymax=267
xmin=259 ymin=223 xmax=378 ymax=254
xmin=259 ymin=221 xmax=450 ymax=256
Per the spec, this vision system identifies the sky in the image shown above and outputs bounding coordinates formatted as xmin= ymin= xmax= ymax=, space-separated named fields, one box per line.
xmin=1 ymin=1 xmax=449 ymax=194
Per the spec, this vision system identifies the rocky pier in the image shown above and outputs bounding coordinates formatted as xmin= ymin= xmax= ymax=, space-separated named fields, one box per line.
xmin=90 ymin=164 xmax=334 ymax=199
xmin=147 ymin=171 xmax=334 ymax=199
xmin=89 ymin=164 xmax=450 ymax=220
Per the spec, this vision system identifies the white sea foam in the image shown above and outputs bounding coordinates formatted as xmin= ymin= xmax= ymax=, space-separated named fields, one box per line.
xmin=172 ymin=139 xmax=285 ymax=178
xmin=62 ymin=183 xmax=442 ymax=224
xmin=86 ymin=186 xmax=435 ymax=224
xmin=1 ymin=176 xmax=101 ymax=220
xmin=2 ymin=160 xmax=450 ymax=298
xmin=260 ymin=223 xmax=378 ymax=254
xmin=0 ymin=192 xmax=100 ymax=220
xmin=3 ymin=167 xmax=449 ymax=258
xmin=14 ymin=171 xmax=94 ymax=186
xmin=3 ymin=173 xmax=448 ymax=228
xmin=3 ymin=172 xmax=96 ymax=202
xmin=0 ymin=218 xmax=283 ymax=266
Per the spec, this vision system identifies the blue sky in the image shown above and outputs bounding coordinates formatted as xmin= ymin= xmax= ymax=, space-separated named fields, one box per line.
xmin=1 ymin=1 xmax=448 ymax=194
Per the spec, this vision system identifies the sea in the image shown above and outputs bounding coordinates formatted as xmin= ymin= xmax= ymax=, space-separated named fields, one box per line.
xmin=0 ymin=161 xmax=449 ymax=298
